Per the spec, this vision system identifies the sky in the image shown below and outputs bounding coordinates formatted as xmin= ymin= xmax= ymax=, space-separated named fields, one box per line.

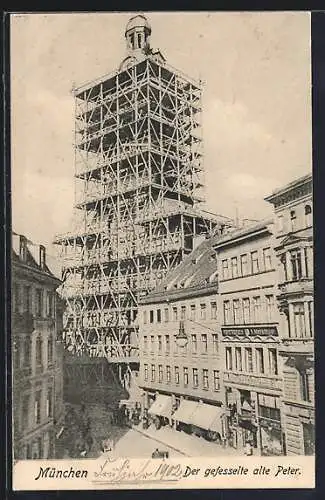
xmin=11 ymin=12 xmax=311 ymax=255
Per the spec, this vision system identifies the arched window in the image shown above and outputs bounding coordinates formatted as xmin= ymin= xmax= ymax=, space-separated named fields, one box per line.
xmin=305 ymin=204 xmax=312 ymax=227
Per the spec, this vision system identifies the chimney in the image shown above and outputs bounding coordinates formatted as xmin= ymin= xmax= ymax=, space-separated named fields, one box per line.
xmin=39 ymin=245 xmax=46 ymax=270
xmin=19 ymin=235 xmax=27 ymax=262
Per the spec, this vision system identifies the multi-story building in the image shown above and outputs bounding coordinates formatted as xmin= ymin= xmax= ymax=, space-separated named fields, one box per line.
xmin=265 ymin=173 xmax=314 ymax=455
xmin=138 ymin=233 xmax=228 ymax=442
xmin=12 ymin=233 xmax=64 ymax=460
xmin=214 ymin=220 xmax=284 ymax=456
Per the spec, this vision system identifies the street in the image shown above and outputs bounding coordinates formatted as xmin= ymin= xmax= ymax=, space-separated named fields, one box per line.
xmin=111 ymin=428 xmax=184 ymax=458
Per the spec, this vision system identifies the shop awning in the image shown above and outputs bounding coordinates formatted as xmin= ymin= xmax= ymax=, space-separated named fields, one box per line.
xmin=190 ymin=403 xmax=224 ymax=433
xmin=148 ymin=395 xmax=172 ymax=418
xmin=172 ymin=400 xmax=200 ymax=424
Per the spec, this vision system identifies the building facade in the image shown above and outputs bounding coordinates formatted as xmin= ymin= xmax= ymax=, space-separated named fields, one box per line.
xmin=138 ymin=234 xmax=227 ymax=442
xmin=214 ymin=221 xmax=284 ymax=456
xmin=12 ymin=233 xmax=64 ymax=460
xmin=265 ymin=173 xmax=314 ymax=455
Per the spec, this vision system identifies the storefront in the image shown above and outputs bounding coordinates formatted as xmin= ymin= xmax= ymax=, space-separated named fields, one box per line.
xmin=147 ymin=394 xmax=173 ymax=429
xmin=258 ymin=394 xmax=283 ymax=456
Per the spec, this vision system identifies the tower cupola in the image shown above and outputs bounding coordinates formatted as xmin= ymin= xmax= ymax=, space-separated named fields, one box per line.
xmin=125 ymin=14 xmax=152 ymax=53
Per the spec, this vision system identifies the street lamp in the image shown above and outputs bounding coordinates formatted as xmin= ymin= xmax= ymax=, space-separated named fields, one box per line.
xmin=174 ymin=320 xmax=188 ymax=348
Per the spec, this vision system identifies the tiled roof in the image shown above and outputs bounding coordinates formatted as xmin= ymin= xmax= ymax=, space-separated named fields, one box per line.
xmin=12 ymin=232 xmax=61 ymax=282
xmin=141 ymin=233 xmax=221 ymax=304
xmin=213 ymin=218 xmax=273 ymax=247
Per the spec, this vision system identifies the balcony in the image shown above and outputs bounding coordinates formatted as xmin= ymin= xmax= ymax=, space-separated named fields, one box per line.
xmin=278 ymin=279 xmax=313 ymax=297
xmin=279 ymin=337 xmax=314 ymax=355
xmin=223 ymin=371 xmax=282 ymax=392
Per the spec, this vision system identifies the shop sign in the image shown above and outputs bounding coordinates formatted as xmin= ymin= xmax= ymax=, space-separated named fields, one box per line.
xmin=222 ymin=326 xmax=278 ymax=337
xmin=259 ymin=417 xmax=281 ymax=432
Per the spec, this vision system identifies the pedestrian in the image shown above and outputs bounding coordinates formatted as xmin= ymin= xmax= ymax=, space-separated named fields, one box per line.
xmin=245 ymin=439 xmax=253 ymax=456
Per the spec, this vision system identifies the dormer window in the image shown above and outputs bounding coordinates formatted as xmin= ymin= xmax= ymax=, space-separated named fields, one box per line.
xmin=305 ymin=204 xmax=312 ymax=227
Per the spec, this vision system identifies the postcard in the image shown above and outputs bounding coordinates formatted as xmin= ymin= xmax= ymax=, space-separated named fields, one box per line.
xmin=10 ymin=11 xmax=314 ymax=490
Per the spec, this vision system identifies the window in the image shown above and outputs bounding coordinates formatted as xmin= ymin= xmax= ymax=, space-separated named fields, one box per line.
xmin=231 ymin=257 xmax=238 ymax=278
xmin=36 ymin=289 xmax=43 ymax=317
xmin=21 ymin=395 xmax=30 ymax=430
xmin=150 ymin=335 xmax=154 ymax=352
xmin=164 ymin=308 xmax=169 ymax=322
xmin=263 ymin=248 xmax=272 ymax=271
xmin=149 ymin=310 xmax=154 ymax=324
xmin=36 ymin=335 xmax=42 ymax=366
xmin=308 ymin=302 xmax=313 ymax=337
xmin=24 ymin=286 xmax=31 ymax=313
xmin=200 ymin=303 xmax=207 ymax=320
xmin=143 ymin=336 xmax=148 ymax=352
xmin=34 ymin=391 xmax=41 ymax=424
xmin=290 ymin=249 xmax=302 ymax=280
xmin=14 ymin=340 xmax=20 ymax=370
xmin=183 ymin=367 xmax=189 ymax=386
xmin=201 ymin=334 xmax=208 ymax=353
xmin=252 ymin=296 xmax=261 ymax=323
xmin=223 ymin=301 xmax=231 ymax=325
xmin=305 ymin=204 xmax=312 ymax=227
xmin=191 ymin=334 xmax=197 ymax=353
xmin=193 ymin=368 xmax=199 ymax=388
xmin=130 ymin=32 xmax=135 ymax=49
xmin=166 ymin=365 xmax=171 ymax=383
xmin=226 ymin=347 xmax=233 ymax=370
xmin=175 ymin=366 xmax=180 ymax=385
xmin=213 ymin=370 xmax=220 ymax=391
xmin=46 ymin=291 xmax=53 ymax=318
xmin=144 ymin=364 xmax=148 ymax=381
xmin=299 ymin=369 xmax=311 ymax=402
xmin=235 ymin=347 xmax=242 ymax=371
xmin=240 ymin=254 xmax=248 ymax=276
xmin=151 ymin=364 xmax=156 ymax=382
xmin=137 ymin=33 xmax=142 ymax=49
xmin=165 ymin=335 xmax=170 ymax=353
xmin=290 ymin=210 xmax=296 ymax=231
xmin=278 ymin=215 xmax=284 ymax=232
xmin=24 ymin=337 xmax=31 ymax=367
xmin=243 ymin=298 xmax=250 ymax=324
xmin=13 ymin=284 xmax=19 ymax=313
xmin=256 ymin=348 xmax=264 ymax=374
xmin=212 ymin=334 xmax=218 ymax=353
xmin=202 ymin=369 xmax=209 ymax=390
xmin=268 ymin=348 xmax=278 ymax=375
xmin=172 ymin=307 xmax=178 ymax=321
xmin=143 ymin=310 xmax=148 ymax=324
xmin=46 ymin=387 xmax=53 ymax=418
xmin=233 ymin=299 xmax=240 ymax=324
xmin=157 ymin=309 xmax=161 ymax=323
xmin=211 ymin=301 xmax=217 ymax=319
xmin=293 ymin=303 xmax=306 ymax=337
xmin=190 ymin=304 xmax=196 ymax=321
xmin=251 ymin=251 xmax=259 ymax=274
xmin=47 ymin=334 xmax=53 ymax=366
xmin=222 ymin=259 xmax=229 ymax=280
xmin=158 ymin=364 xmax=163 ymax=383
xmin=304 ymin=248 xmax=309 ymax=278
xmin=244 ymin=347 xmax=253 ymax=372
xmin=266 ymin=295 xmax=275 ymax=322
xmin=158 ymin=335 xmax=162 ymax=353
xmin=180 ymin=305 xmax=186 ymax=320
